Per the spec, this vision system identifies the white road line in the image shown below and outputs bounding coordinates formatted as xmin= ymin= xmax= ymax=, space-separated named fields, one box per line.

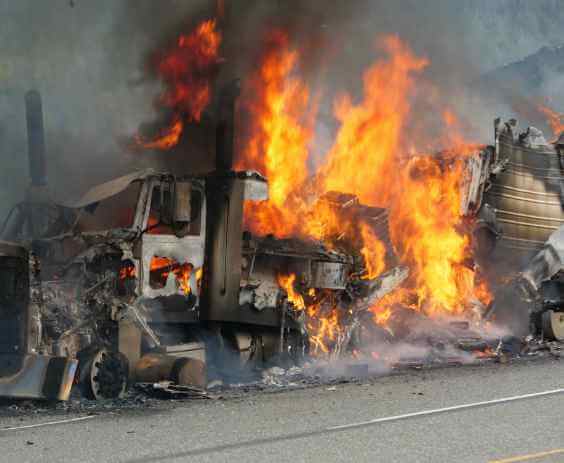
xmin=1 ymin=415 xmax=96 ymax=432
xmin=327 ymin=388 xmax=564 ymax=431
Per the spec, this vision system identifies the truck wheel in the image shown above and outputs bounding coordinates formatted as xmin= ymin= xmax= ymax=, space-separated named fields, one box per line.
xmin=81 ymin=349 xmax=128 ymax=400
xmin=542 ymin=310 xmax=564 ymax=341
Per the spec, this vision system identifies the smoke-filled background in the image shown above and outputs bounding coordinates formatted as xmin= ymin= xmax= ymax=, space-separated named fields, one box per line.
xmin=1 ymin=0 xmax=563 ymax=216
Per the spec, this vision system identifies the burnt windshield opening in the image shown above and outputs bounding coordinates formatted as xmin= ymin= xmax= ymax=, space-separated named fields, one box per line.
xmin=75 ymin=181 xmax=141 ymax=232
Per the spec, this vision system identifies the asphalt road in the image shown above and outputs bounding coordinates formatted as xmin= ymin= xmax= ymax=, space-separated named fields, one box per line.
xmin=2 ymin=358 xmax=564 ymax=463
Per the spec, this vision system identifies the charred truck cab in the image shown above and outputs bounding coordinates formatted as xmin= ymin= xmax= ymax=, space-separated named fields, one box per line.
xmin=0 ymin=85 xmax=351 ymax=399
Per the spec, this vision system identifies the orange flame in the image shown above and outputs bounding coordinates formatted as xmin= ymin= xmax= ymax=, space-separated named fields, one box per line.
xmin=388 ymin=156 xmax=475 ymax=316
xmin=308 ymin=306 xmax=342 ymax=355
xmin=150 ymin=256 xmax=194 ymax=295
xmin=196 ymin=267 xmax=203 ymax=292
xmin=278 ymin=275 xmax=346 ymax=354
xmin=136 ymin=19 xmax=222 ymax=150
xmin=537 ymin=103 xmax=564 ymax=138
xmin=306 ymin=291 xmax=344 ymax=355
xmin=369 ymin=287 xmax=414 ymax=326
xmin=136 ymin=119 xmax=183 ymax=150
xmin=243 ymin=32 xmax=492 ymax=341
xmin=174 ymin=263 xmax=194 ymax=295
xmin=119 ymin=263 xmax=136 ymax=280
xmin=319 ymin=36 xmax=428 ymax=207
xmin=474 ymin=279 xmax=493 ymax=307
xmin=238 ymin=30 xmax=314 ymax=237
xmin=360 ymin=222 xmax=386 ymax=279
xmin=278 ymin=273 xmax=306 ymax=310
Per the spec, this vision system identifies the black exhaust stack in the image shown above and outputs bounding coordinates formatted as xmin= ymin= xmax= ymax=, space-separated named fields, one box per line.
xmin=201 ymin=79 xmax=260 ymax=324
xmin=1 ymin=90 xmax=50 ymax=240
xmin=25 ymin=90 xmax=49 ymax=241
xmin=215 ymin=79 xmax=240 ymax=171
xmin=25 ymin=90 xmax=47 ymax=187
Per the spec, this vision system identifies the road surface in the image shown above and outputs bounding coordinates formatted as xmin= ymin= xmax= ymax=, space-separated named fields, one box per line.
xmin=1 ymin=357 xmax=564 ymax=463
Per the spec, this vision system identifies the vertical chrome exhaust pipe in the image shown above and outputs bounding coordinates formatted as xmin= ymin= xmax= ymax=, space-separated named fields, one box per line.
xmin=25 ymin=90 xmax=47 ymax=187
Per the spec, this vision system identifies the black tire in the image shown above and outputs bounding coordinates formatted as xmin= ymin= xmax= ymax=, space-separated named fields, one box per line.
xmin=79 ymin=349 xmax=129 ymax=400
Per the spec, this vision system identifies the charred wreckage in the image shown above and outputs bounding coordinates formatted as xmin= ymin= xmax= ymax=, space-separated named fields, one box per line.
xmin=1 ymin=87 xmax=564 ymax=402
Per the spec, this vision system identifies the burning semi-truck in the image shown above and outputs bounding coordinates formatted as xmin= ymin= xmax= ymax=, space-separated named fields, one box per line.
xmin=3 ymin=84 xmax=564 ymax=402
xmin=0 ymin=86 xmax=367 ymax=400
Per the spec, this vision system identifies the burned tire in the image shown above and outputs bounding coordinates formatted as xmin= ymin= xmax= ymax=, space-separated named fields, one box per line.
xmin=80 ymin=349 xmax=128 ymax=400
xmin=542 ymin=310 xmax=564 ymax=341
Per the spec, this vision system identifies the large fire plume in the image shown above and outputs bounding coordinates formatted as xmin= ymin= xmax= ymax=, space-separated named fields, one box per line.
xmin=237 ymin=30 xmax=490 ymax=351
xmin=136 ymin=18 xmax=492 ymax=355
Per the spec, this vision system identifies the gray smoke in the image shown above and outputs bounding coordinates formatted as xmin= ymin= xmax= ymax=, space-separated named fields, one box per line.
xmin=0 ymin=0 xmax=211 ymax=215
xmin=296 ymin=0 xmax=564 ymax=147
xmin=0 ymin=0 xmax=563 ymax=217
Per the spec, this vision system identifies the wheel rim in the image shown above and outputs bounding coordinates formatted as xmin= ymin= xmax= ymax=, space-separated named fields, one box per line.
xmin=89 ymin=350 xmax=128 ymax=400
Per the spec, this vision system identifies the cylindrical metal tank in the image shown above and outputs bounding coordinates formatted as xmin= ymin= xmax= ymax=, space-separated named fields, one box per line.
xmin=484 ymin=126 xmax=564 ymax=264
